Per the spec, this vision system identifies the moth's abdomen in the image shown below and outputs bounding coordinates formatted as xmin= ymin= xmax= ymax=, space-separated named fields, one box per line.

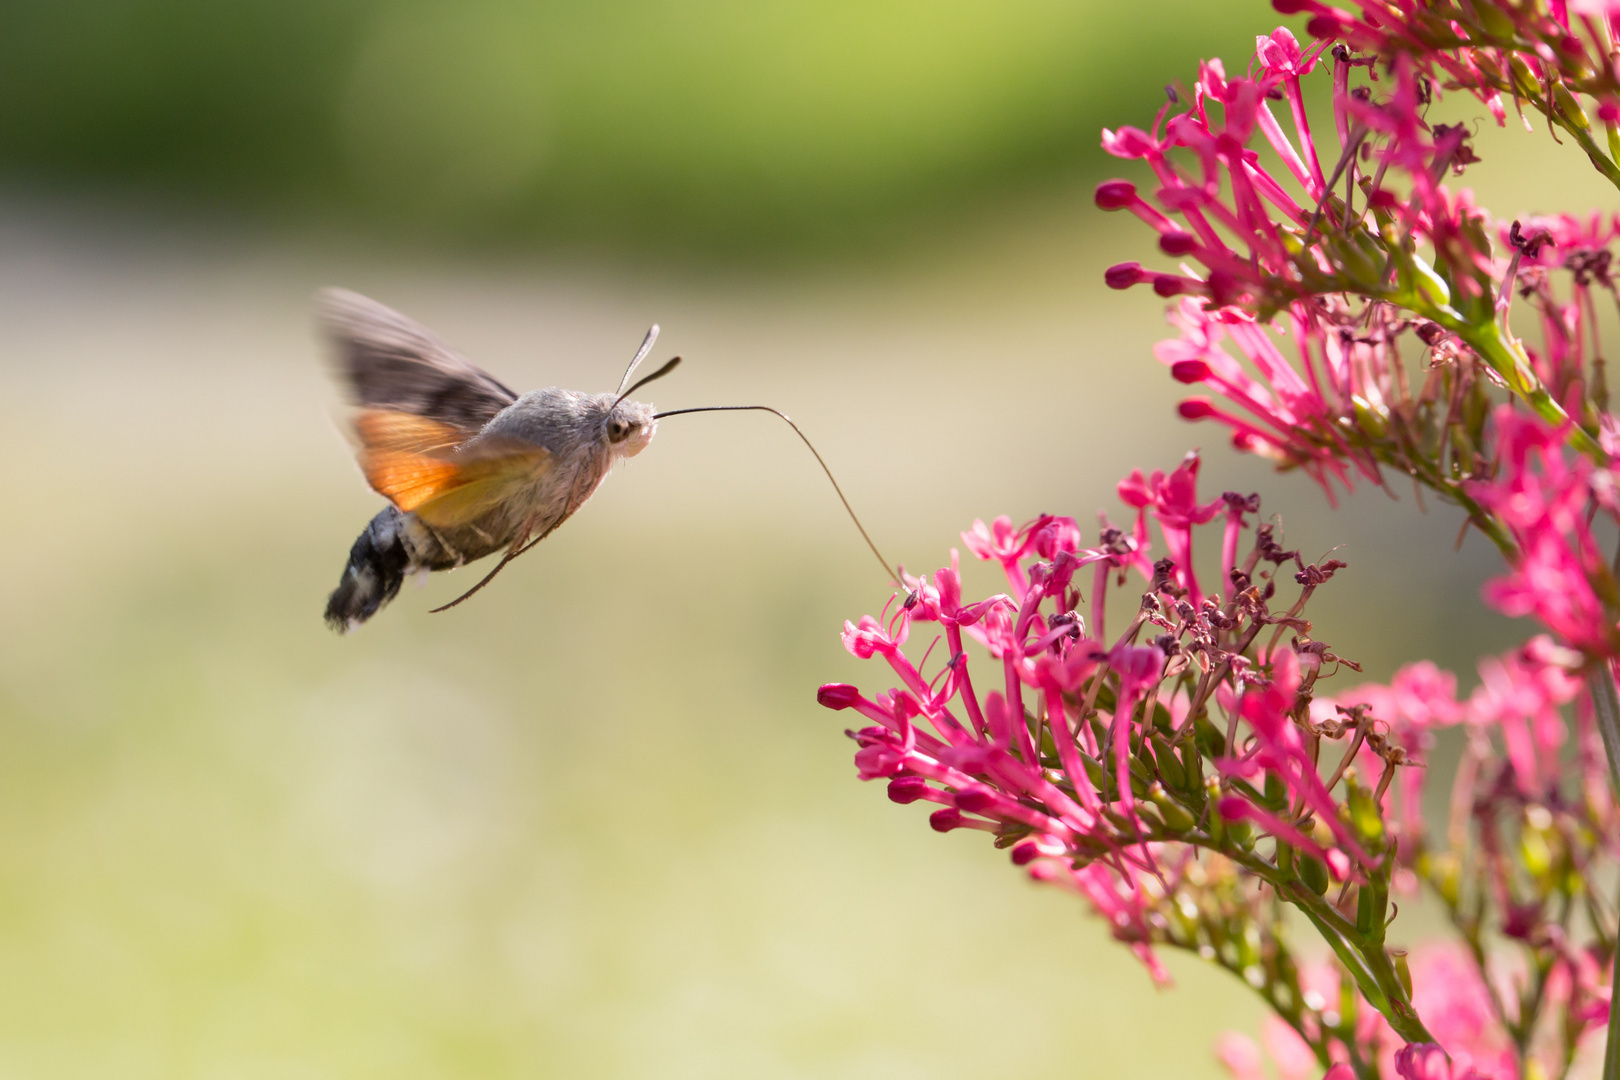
xmin=324 ymin=507 xmax=423 ymax=632
xmin=325 ymin=506 xmax=520 ymax=631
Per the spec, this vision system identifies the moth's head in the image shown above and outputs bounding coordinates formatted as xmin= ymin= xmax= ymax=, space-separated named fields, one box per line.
xmin=604 ymin=398 xmax=656 ymax=458
xmin=606 ymin=333 xmax=677 ymax=458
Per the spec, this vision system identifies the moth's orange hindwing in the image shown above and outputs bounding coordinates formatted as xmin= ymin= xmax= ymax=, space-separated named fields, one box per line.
xmin=352 ymin=408 xmax=549 ymax=525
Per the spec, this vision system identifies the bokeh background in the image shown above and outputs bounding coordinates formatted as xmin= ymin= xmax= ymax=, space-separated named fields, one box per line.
xmin=0 ymin=3 xmax=1609 ymax=1077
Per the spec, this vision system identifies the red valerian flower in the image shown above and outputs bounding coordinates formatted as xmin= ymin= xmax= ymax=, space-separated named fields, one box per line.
xmin=821 ymin=459 xmax=1413 ymax=990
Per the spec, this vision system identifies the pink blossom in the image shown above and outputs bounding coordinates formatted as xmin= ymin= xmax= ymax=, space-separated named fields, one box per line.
xmin=1155 ymin=298 xmax=1380 ymax=497
xmin=1468 ymin=408 xmax=1620 ymax=658
xmin=1098 ymin=38 xmax=1493 ymax=316
xmin=1214 ymin=1032 xmax=1268 ymax=1080
xmin=1102 ymin=31 xmax=1616 ymax=501
xmin=1117 ymin=451 xmax=1224 ymax=603
xmin=1271 ymin=0 xmax=1620 ymax=156
xmin=1392 ymin=1043 xmax=1494 ymax=1080
xmin=1468 ymin=645 xmax=1582 ymax=795
xmin=1408 ymin=945 xmax=1518 ymax=1080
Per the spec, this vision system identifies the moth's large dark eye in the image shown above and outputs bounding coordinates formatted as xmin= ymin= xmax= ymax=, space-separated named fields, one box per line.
xmin=608 ymin=417 xmax=633 ymax=443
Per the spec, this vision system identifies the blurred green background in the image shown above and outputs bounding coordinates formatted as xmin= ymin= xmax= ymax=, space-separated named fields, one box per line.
xmin=0 ymin=0 xmax=1277 ymax=256
xmin=0 ymin=2 xmax=1605 ymax=1077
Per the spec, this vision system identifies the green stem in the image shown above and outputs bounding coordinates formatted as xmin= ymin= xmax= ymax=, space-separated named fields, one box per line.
xmin=1296 ymin=900 xmax=1395 ymax=1017
xmin=1232 ymin=845 xmax=1437 ymax=1046
xmin=1395 ymin=445 xmax=1520 ymax=561
xmin=1585 ymin=665 xmax=1620 ymax=1080
xmin=1448 ymin=320 xmax=1606 ymax=461
xmin=1554 ymin=113 xmax=1620 ymax=192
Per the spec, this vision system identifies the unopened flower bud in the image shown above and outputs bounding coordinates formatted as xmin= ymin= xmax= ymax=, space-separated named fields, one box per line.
xmin=817 ymin=683 xmax=862 ymax=710
xmin=1179 ymin=398 xmax=1219 ymax=420
xmin=1353 ymin=396 xmax=1388 ymax=439
xmin=1149 ymin=733 xmax=1187 ymax=790
xmin=1478 ymin=1 xmax=1518 ymax=43
xmin=1297 ymin=852 xmax=1330 ymax=895
xmin=1094 ymin=180 xmax=1138 ymax=209
xmin=1148 ymin=782 xmax=1197 ymax=831
xmin=1553 ymin=82 xmax=1590 ymax=133
xmin=1159 ymin=230 xmax=1199 ymax=256
xmin=1344 ymin=771 xmax=1385 ymax=844
xmin=1405 ymin=253 xmax=1452 ymax=308
xmin=953 ymin=785 xmax=995 ymax=814
xmin=1105 ymin=262 xmax=1147 ymax=289
xmin=887 ymin=776 xmax=929 ymax=803
xmin=1323 ymin=232 xmax=1380 ymax=286
xmin=1391 ymin=949 xmax=1413 ymax=998
xmin=929 ymin=807 xmax=963 ymax=832
xmin=1152 ymin=274 xmax=1189 ymax=297
xmin=1170 ymin=360 xmax=1210 ymax=385
xmin=1009 ymin=833 xmax=1067 ymax=866
xmin=1509 ymin=54 xmax=1541 ymax=99
xmin=1180 ymin=738 xmax=1204 ymax=790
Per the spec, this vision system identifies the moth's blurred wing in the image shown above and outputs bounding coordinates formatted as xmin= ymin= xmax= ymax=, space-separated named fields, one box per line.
xmin=319 ymin=288 xmax=518 ymax=433
xmin=353 ymin=408 xmax=550 ymax=527
xmin=411 ymin=453 xmax=549 ymax=529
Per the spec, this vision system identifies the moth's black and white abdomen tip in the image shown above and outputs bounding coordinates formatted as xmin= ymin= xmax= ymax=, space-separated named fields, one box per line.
xmin=324 ymin=507 xmax=414 ymax=633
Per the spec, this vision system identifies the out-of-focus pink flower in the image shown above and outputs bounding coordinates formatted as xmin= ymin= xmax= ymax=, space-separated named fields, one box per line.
xmin=1392 ymin=1043 xmax=1495 ymax=1080
xmin=1215 ymin=1032 xmax=1268 ymax=1080
xmin=1468 ymin=645 xmax=1582 ymax=795
xmin=1222 ymin=945 xmax=1515 ymax=1080
xmin=1408 ymin=945 xmax=1518 ymax=1080
xmin=1468 ymin=408 xmax=1620 ymax=658
xmin=1262 ymin=1015 xmax=1322 ymax=1080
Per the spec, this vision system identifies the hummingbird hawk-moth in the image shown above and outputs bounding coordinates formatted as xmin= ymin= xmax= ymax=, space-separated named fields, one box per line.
xmin=320 ymin=288 xmax=681 ymax=631
xmin=319 ymin=288 xmax=895 ymax=632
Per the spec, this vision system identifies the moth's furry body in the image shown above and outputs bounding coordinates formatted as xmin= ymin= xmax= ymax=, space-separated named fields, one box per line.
xmin=319 ymin=290 xmax=657 ymax=631
xmin=432 ymin=388 xmax=656 ymax=562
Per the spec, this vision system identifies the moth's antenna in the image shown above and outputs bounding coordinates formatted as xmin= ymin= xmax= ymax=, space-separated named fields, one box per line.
xmin=614 ymin=325 xmax=660 ymax=397
xmin=652 ymin=405 xmax=899 ymax=584
xmin=616 ymin=355 xmax=682 ymax=405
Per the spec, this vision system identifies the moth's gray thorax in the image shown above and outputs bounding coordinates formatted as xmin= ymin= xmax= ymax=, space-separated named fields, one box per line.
xmin=481 ymin=388 xmax=617 ymax=460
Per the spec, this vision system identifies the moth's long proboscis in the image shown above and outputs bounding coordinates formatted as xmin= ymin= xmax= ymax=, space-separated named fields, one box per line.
xmin=653 ymin=405 xmax=899 ymax=585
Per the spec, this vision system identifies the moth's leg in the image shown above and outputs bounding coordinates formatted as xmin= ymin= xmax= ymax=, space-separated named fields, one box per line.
xmin=412 ymin=517 xmax=466 ymax=567
xmin=429 ymin=527 xmax=539 ymax=613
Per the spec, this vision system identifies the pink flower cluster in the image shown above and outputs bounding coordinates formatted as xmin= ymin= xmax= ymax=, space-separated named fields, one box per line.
xmin=813 ymin=3 xmax=1620 ymax=1077
xmin=819 ymin=453 xmax=1404 ymax=983
xmin=1098 ymin=31 xmax=1493 ymax=316
xmin=1501 ymin=213 xmax=1620 ymax=408
xmin=1318 ymin=637 xmax=1583 ymax=843
xmin=1154 ymin=296 xmax=1397 ymax=497
xmin=1093 ymin=29 xmax=1573 ymax=509
xmin=1273 ymin=0 xmax=1620 ymax=161
xmin=1308 ymin=637 xmax=1618 ymax=1079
